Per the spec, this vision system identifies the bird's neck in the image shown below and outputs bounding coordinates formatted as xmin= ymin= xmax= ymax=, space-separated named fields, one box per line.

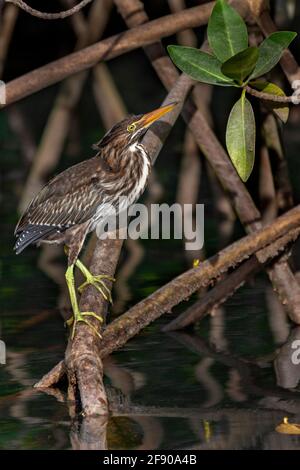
xmin=95 ymin=140 xmax=151 ymax=209
xmin=128 ymin=141 xmax=151 ymax=164
xmin=102 ymin=141 xmax=151 ymax=173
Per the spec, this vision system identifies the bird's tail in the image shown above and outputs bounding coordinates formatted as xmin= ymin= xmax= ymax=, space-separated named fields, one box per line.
xmin=14 ymin=225 xmax=56 ymax=254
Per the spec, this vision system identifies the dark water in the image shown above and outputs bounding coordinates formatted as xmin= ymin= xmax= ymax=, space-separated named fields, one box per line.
xmin=2 ymin=223 xmax=300 ymax=449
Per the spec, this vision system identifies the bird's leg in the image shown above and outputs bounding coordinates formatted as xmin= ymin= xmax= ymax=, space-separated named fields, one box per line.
xmin=75 ymin=258 xmax=115 ymax=304
xmin=65 ymin=264 xmax=103 ymax=340
xmin=64 ymin=245 xmax=114 ymax=303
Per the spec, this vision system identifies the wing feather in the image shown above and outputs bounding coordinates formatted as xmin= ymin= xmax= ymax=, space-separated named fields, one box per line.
xmin=15 ymin=156 xmax=109 ymax=234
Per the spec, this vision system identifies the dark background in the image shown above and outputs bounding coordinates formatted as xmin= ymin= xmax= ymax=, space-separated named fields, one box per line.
xmin=1 ymin=0 xmax=300 ymax=450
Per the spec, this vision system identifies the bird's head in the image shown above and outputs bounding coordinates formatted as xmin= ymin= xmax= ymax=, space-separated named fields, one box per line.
xmin=94 ymin=102 xmax=178 ymax=153
xmin=123 ymin=101 xmax=178 ymax=144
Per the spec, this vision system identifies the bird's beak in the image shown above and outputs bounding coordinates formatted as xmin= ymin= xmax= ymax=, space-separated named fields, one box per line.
xmin=138 ymin=102 xmax=178 ymax=129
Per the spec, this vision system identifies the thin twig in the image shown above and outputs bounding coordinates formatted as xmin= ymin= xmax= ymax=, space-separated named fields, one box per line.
xmin=246 ymin=85 xmax=296 ymax=103
xmin=5 ymin=0 xmax=93 ymax=19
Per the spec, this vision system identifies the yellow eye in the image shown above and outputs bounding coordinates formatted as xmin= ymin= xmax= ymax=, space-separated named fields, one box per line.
xmin=127 ymin=123 xmax=136 ymax=133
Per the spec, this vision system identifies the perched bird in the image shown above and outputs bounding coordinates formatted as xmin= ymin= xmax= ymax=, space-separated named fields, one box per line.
xmin=14 ymin=102 xmax=176 ymax=338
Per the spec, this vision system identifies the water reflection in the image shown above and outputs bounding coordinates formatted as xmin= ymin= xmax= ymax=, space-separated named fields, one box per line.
xmin=2 ymin=304 xmax=300 ymax=449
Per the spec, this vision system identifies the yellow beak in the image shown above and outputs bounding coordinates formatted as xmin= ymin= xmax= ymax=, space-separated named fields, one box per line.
xmin=138 ymin=102 xmax=177 ymax=128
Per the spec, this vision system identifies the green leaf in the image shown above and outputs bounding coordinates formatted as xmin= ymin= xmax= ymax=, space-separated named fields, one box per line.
xmin=207 ymin=0 xmax=248 ymax=62
xmin=250 ymin=31 xmax=297 ymax=79
xmin=250 ymin=80 xmax=289 ymax=123
xmin=167 ymin=45 xmax=235 ymax=86
xmin=221 ymin=47 xmax=259 ymax=84
xmin=221 ymin=47 xmax=258 ymax=84
xmin=226 ymin=91 xmax=256 ymax=182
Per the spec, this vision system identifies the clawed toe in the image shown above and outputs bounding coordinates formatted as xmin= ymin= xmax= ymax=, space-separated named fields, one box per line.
xmin=65 ymin=316 xmax=74 ymax=327
xmin=71 ymin=311 xmax=103 ymax=340
xmin=81 ymin=311 xmax=103 ymax=323
xmin=77 ymin=274 xmax=114 ymax=303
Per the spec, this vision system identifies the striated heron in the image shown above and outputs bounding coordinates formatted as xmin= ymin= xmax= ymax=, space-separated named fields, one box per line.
xmin=14 ymin=102 xmax=176 ymax=338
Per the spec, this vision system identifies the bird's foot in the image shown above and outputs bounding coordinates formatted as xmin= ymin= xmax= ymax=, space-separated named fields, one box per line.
xmin=78 ymin=273 xmax=115 ymax=303
xmin=69 ymin=308 xmax=104 ymax=340
xmin=65 ymin=263 xmax=104 ymax=340
xmin=72 ymin=257 xmax=115 ymax=303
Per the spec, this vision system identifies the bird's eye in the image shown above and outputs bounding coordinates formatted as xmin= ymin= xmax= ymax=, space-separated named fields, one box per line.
xmin=127 ymin=123 xmax=136 ymax=133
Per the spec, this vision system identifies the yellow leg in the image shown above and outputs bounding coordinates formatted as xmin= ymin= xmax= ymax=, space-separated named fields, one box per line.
xmin=65 ymin=264 xmax=103 ymax=340
xmin=75 ymin=258 xmax=115 ymax=304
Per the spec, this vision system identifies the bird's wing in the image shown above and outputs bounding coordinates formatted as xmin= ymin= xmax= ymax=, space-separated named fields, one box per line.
xmin=15 ymin=157 xmax=112 ymax=234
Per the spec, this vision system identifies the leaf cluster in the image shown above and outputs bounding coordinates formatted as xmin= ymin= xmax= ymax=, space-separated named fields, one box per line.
xmin=168 ymin=0 xmax=296 ymax=181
